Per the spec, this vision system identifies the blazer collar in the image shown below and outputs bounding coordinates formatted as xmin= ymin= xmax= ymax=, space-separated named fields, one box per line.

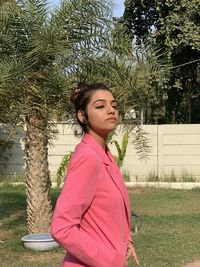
xmin=81 ymin=133 xmax=131 ymax=226
xmin=81 ymin=133 xmax=112 ymax=166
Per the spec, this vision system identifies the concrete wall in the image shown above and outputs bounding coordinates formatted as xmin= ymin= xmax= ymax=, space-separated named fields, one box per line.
xmin=122 ymin=124 xmax=200 ymax=181
xmin=1 ymin=124 xmax=200 ymax=181
xmin=0 ymin=124 xmax=25 ymax=178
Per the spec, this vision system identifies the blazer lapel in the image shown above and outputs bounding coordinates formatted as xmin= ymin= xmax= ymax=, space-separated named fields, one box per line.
xmin=82 ymin=134 xmax=130 ymax=227
xmin=105 ymin=151 xmax=131 ymax=228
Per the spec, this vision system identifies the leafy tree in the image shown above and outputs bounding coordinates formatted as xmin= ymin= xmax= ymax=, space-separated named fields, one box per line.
xmin=123 ymin=0 xmax=200 ymax=123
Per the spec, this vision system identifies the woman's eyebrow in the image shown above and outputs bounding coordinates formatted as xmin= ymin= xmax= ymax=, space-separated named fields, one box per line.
xmin=93 ymin=99 xmax=117 ymax=104
xmin=93 ymin=99 xmax=105 ymax=104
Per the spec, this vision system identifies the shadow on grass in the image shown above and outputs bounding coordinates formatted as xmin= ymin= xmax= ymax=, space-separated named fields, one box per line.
xmin=3 ymin=214 xmax=26 ymax=231
xmin=0 ymin=184 xmax=60 ymax=217
xmin=0 ymin=184 xmax=60 ymax=226
xmin=0 ymin=186 xmax=26 ymax=217
xmin=0 ymin=183 xmax=61 ymax=250
xmin=0 ymin=184 xmax=26 ymax=236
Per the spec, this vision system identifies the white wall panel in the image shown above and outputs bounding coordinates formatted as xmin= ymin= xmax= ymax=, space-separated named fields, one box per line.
xmin=1 ymin=124 xmax=200 ymax=181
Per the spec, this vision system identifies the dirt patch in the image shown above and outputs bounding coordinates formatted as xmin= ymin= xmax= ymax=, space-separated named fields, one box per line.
xmin=128 ymin=187 xmax=146 ymax=194
xmin=182 ymin=260 xmax=200 ymax=267
xmin=23 ymin=251 xmax=65 ymax=262
xmin=0 ymin=229 xmax=13 ymax=241
xmin=22 ymin=251 xmax=65 ymax=263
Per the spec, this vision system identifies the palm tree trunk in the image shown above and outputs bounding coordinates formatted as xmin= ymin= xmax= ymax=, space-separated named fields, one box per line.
xmin=25 ymin=109 xmax=52 ymax=233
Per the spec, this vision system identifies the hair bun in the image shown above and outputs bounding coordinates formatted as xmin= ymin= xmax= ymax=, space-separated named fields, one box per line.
xmin=70 ymin=87 xmax=80 ymax=104
xmin=70 ymin=83 xmax=88 ymax=104
xmin=70 ymin=82 xmax=110 ymax=107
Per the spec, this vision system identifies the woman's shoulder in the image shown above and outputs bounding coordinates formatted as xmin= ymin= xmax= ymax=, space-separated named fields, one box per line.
xmin=70 ymin=141 xmax=101 ymax=164
xmin=66 ymin=142 xmax=102 ymax=174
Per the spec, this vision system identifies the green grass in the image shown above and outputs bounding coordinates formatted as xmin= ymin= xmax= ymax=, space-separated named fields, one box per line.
xmin=0 ymin=183 xmax=64 ymax=267
xmin=129 ymin=187 xmax=200 ymax=267
xmin=0 ymin=183 xmax=200 ymax=267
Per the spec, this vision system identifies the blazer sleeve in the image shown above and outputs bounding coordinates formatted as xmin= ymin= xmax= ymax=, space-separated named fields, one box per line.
xmin=51 ymin=151 xmax=125 ymax=267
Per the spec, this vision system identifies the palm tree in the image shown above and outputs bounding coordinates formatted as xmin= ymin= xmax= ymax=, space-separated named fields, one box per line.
xmin=0 ymin=0 xmax=170 ymax=234
xmin=0 ymin=0 xmax=113 ymax=233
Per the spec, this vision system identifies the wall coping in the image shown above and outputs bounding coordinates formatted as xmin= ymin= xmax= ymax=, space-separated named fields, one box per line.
xmin=125 ymin=182 xmax=200 ymax=189
xmin=1 ymin=182 xmax=200 ymax=190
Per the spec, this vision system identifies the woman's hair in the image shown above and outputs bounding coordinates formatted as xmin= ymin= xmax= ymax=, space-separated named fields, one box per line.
xmin=70 ymin=82 xmax=111 ymax=132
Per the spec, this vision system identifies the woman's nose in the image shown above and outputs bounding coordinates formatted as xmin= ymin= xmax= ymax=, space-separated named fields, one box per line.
xmin=107 ymin=105 xmax=115 ymax=114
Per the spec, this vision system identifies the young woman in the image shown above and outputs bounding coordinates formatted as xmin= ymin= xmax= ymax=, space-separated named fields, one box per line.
xmin=51 ymin=83 xmax=139 ymax=267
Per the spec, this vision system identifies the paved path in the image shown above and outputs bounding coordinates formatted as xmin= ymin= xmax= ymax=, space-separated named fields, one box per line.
xmin=182 ymin=261 xmax=200 ymax=267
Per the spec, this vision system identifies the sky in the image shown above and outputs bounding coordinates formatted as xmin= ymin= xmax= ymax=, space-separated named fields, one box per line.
xmin=51 ymin=0 xmax=125 ymax=17
xmin=112 ymin=0 xmax=125 ymax=17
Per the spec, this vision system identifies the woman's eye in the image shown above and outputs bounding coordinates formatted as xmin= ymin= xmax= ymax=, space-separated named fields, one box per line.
xmin=112 ymin=105 xmax=118 ymax=110
xmin=96 ymin=105 xmax=104 ymax=109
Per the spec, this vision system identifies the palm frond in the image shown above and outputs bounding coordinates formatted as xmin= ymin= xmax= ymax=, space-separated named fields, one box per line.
xmin=130 ymin=125 xmax=152 ymax=161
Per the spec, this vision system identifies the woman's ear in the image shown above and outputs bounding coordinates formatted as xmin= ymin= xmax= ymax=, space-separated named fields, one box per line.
xmin=77 ymin=110 xmax=86 ymax=124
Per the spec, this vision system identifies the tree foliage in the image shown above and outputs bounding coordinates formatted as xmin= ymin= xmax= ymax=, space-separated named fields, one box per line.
xmin=74 ymin=22 xmax=171 ymax=124
xmin=123 ymin=0 xmax=200 ymax=123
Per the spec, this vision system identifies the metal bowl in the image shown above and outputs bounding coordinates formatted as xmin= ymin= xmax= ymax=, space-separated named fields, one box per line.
xmin=21 ymin=233 xmax=59 ymax=251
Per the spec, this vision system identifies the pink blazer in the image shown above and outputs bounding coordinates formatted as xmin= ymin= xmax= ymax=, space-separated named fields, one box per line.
xmin=51 ymin=133 xmax=132 ymax=267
